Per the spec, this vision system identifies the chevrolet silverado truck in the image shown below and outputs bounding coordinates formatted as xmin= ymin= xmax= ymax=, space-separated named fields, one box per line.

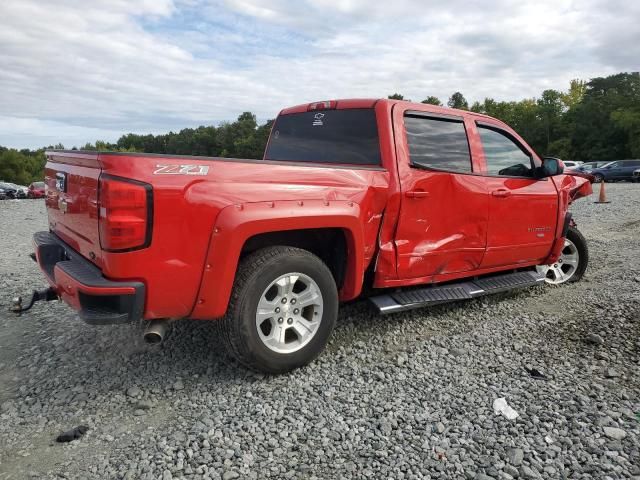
xmin=20 ymin=99 xmax=593 ymax=373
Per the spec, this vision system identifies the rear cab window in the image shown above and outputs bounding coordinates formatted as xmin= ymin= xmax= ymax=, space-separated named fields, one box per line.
xmin=265 ymin=109 xmax=381 ymax=166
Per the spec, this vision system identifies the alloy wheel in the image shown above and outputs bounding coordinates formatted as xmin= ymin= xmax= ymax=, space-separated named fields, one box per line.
xmin=536 ymin=238 xmax=580 ymax=284
xmin=255 ymin=272 xmax=323 ymax=354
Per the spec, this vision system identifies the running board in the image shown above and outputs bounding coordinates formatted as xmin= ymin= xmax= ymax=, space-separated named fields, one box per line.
xmin=369 ymin=270 xmax=545 ymax=314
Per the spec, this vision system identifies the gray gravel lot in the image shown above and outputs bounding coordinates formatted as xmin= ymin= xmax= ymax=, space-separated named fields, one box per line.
xmin=1 ymin=184 xmax=639 ymax=480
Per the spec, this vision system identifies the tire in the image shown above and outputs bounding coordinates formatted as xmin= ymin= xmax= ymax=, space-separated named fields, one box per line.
xmin=536 ymin=226 xmax=588 ymax=284
xmin=593 ymin=173 xmax=604 ymax=183
xmin=220 ymin=246 xmax=338 ymax=374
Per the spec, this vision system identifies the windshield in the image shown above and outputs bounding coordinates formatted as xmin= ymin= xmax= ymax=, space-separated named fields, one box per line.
xmin=265 ymin=109 xmax=381 ymax=166
xmin=34 ymin=182 xmax=45 ymax=187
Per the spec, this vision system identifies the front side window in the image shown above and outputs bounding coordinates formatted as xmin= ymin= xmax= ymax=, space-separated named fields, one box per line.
xmin=404 ymin=114 xmax=472 ymax=173
xmin=479 ymin=126 xmax=534 ymax=177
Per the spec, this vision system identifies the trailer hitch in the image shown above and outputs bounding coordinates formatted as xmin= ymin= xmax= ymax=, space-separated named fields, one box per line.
xmin=11 ymin=288 xmax=59 ymax=314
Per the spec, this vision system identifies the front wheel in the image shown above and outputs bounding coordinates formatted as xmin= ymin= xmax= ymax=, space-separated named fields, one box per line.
xmin=593 ymin=173 xmax=604 ymax=183
xmin=536 ymin=226 xmax=588 ymax=284
xmin=220 ymin=246 xmax=338 ymax=373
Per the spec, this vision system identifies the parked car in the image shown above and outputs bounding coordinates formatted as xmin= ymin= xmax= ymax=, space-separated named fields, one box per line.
xmin=562 ymin=160 xmax=583 ymax=170
xmin=28 ymin=181 xmax=46 ymax=198
xmin=7 ymin=183 xmax=28 ymax=198
xmin=589 ymin=159 xmax=640 ymax=182
xmin=0 ymin=182 xmax=18 ymax=199
xmin=25 ymin=98 xmax=593 ymax=373
xmin=579 ymin=161 xmax=609 ymax=170
xmin=543 ymin=158 xmax=582 ymax=170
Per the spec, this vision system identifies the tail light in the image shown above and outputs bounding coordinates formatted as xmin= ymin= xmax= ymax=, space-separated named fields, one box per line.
xmin=99 ymin=175 xmax=152 ymax=251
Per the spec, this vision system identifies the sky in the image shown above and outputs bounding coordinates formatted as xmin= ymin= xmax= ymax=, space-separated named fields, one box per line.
xmin=1 ymin=0 xmax=639 ymax=149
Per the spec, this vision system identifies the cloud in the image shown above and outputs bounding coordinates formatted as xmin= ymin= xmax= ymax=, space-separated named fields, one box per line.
xmin=0 ymin=0 xmax=638 ymax=148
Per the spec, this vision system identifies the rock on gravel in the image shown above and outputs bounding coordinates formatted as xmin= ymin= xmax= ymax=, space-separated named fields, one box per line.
xmin=0 ymin=184 xmax=639 ymax=479
xmin=603 ymin=427 xmax=627 ymax=440
xmin=172 ymin=379 xmax=184 ymax=391
xmin=585 ymin=333 xmax=605 ymax=345
xmin=507 ymin=447 xmax=524 ymax=466
xmin=126 ymin=386 xmax=142 ymax=398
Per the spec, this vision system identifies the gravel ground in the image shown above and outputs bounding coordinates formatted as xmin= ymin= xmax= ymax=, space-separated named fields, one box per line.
xmin=1 ymin=184 xmax=639 ymax=480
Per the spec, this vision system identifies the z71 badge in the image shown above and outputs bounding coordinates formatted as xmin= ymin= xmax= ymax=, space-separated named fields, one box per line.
xmin=154 ymin=164 xmax=209 ymax=175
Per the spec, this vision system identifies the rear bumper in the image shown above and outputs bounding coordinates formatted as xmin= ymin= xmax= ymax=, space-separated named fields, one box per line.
xmin=33 ymin=231 xmax=145 ymax=325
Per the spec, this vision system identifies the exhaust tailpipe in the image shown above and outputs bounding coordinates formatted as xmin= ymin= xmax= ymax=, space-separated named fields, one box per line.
xmin=143 ymin=319 xmax=169 ymax=344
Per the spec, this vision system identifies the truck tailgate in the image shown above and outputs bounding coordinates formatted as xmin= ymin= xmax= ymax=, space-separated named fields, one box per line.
xmin=44 ymin=151 xmax=102 ymax=267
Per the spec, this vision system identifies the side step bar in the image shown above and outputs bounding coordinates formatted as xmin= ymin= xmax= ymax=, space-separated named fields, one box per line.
xmin=369 ymin=270 xmax=545 ymax=314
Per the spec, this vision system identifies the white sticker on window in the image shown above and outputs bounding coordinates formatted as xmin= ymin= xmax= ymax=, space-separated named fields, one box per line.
xmin=313 ymin=112 xmax=325 ymax=126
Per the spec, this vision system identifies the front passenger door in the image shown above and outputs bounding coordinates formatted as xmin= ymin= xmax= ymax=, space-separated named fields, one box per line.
xmin=476 ymin=123 xmax=559 ymax=268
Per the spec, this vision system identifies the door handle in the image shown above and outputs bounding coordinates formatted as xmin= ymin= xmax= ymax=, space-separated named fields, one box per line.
xmin=405 ymin=190 xmax=430 ymax=198
xmin=491 ymin=189 xmax=511 ymax=198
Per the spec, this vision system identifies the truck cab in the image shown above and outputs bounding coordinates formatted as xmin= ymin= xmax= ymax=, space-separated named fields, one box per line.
xmin=25 ymin=99 xmax=592 ymax=373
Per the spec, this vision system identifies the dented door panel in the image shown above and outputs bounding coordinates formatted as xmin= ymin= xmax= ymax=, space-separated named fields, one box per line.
xmin=394 ymin=171 xmax=488 ymax=278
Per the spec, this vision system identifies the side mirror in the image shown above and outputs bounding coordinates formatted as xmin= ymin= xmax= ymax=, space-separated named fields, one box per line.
xmin=539 ymin=157 xmax=564 ymax=177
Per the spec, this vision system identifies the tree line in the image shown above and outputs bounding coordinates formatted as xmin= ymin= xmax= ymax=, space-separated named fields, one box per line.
xmin=1 ymin=72 xmax=638 ymax=185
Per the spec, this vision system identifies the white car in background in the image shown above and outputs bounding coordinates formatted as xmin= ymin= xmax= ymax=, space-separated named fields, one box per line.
xmin=561 ymin=160 xmax=583 ymax=170
xmin=544 ymin=158 xmax=583 ymax=170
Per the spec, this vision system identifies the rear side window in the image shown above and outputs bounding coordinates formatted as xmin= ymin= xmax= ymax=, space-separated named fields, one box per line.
xmin=478 ymin=126 xmax=533 ymax=177
xmin=265 ymin=109 xmax=381 ymax=166
xmin=404 ymin=114 xmax=472 ymax=173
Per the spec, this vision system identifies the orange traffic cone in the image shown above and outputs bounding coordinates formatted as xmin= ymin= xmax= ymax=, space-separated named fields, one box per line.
xmin=594 ymin=180 xmax=610 ymax=204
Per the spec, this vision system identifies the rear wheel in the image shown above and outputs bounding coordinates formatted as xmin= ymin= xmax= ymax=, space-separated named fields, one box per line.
xmin=536 ymin=226 xmax=588 ymax=284
xmin=220 ymin=246 xmax=338 ymax=373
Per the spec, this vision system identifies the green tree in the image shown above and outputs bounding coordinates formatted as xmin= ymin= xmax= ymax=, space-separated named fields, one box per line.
xmin=570 ymin=72 xmax=640 ymax=160
xmin=388 ymin=93 xmax=406 ymax=100
xmin=561 ymin=79 xmax=587 ymax=110
xmin=0 ymin=149 xmax=46 ymax=184
xmin=447 ymin=92 xmax=469 ymax=110
xmin=537 ymin=89 xmax=565 ymax=153
xmin=421 ymin=96 xmax=442 ymax=106
xmin=611 ymin=108 xmax=640 ymax=157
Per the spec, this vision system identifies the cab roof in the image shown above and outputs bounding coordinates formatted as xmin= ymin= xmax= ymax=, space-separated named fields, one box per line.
xmin=278 ymin=98 xmax=503 ymax=124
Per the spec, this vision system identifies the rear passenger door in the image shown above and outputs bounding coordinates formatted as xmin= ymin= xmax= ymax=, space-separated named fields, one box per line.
xmin=393 ymin=109 xmax=489 ymax=280
xmin=474 ymin=122 xmax=558 ymax=268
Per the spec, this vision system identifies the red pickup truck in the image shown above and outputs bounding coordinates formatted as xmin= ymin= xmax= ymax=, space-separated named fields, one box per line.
xmin=24 ymin=99 xmax=593 ymax=373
